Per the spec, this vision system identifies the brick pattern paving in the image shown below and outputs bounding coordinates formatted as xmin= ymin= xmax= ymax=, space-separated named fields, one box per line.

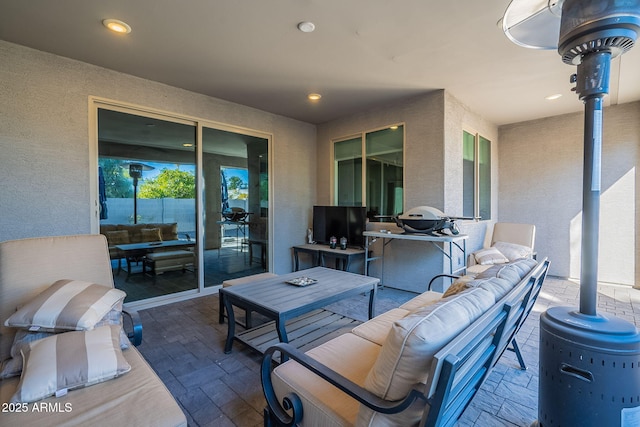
xmin=137 ymin=278 xmax=640 ymax=426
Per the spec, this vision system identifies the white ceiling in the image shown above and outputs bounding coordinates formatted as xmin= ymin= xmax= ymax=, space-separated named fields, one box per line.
xmin=1 ymin=0 xmax=639 ymax=125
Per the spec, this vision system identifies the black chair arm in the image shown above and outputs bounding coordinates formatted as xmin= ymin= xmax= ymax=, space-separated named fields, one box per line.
xmin=427 ymin=274 xmax=460 ymax=291
xmin=122 ymin=309 xmax=143 ymax=346
xmin=261 ymin=343 xmax=427 ymax=426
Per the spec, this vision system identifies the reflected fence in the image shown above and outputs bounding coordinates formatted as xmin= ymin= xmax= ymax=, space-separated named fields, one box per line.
xmin=100 ymin=198 xmax=248 ymax=238
xmin=101 ymin=198 xmax=195 ymax=236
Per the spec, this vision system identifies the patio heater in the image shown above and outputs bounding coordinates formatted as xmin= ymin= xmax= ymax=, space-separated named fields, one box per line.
xmin=502 ymin=0 xmax=640 ymax=425
xmin=126 ymin=162 xmax=154 ymax=224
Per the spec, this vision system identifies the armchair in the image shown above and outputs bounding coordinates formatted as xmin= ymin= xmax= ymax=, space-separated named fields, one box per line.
xmin=468 ymin=222 xmax=536 ymax=268
xmin=0 ymin=234 xmax=185 ymax=426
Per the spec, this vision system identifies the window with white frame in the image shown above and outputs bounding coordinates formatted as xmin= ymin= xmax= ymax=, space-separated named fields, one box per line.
xmin=333 ymin=125 xmax=404 ymax=220
xmin=463 ymin=130 xmax=491 ymax=220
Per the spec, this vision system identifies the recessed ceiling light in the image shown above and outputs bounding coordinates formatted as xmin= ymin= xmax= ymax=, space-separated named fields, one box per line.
xmin=103 ymin=19 xmax=132 ymax=34
xmin=183 ymin=143 xmax=193 ymax=147
xmin=389 ymin=125 xmax=399 ymax=130
xmin=545 ymin=93 xmax=563 ymax=100
xmin=308 ymin=93 xmax=322 ymax=101
xmin=297 ymin=21 xmax=316 ymax=33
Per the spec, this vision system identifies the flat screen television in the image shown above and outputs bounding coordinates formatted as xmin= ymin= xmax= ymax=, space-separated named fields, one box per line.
xmin=312 ymin=205 xmax=367 ymax=248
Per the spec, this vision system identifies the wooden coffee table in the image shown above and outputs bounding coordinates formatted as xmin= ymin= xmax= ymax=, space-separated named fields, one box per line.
xmin=220 ymin=267 xmax=379 ymax=356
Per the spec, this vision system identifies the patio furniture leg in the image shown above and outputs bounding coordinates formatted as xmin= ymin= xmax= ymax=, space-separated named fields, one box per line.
xmin=509 ymin=338 xmax=527 ymax=370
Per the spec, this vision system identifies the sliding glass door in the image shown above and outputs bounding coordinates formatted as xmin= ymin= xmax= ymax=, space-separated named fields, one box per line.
xmin=95 ymin=102 xmax=271 ymax=305
xmin=201 ymin=126 xmax=269 ymax=288
xmin=98 ymin=108 xmax=198 ymax=302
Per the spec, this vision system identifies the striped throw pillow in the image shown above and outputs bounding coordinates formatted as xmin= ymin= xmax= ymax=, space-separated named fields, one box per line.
xmin=11 ymin=325 xmax=131 ymax=403
xmin=1 ymin=305 xmax=130 ymax=380
xmin=4 ymin=279 xmax=126 ymax=332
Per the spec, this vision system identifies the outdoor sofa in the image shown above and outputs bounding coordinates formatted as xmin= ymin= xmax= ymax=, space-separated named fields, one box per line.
xmin=100 ymin=222 xmax=195 ymax=276
xmin=261 ymin=255 xmax=549 ymax=426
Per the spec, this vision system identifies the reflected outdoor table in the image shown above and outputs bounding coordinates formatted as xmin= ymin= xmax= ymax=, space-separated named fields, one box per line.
xmin=115 ymin=240 xmax=196 ymax=278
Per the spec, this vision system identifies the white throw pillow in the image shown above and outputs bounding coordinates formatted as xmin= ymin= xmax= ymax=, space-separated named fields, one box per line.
xmin=474 ymin=247 xmax=509 ymax=265
xmin=493 ymin=241 xmax=532 ymax=262
xmin=11 ymin=325 xmax=131 ymax=403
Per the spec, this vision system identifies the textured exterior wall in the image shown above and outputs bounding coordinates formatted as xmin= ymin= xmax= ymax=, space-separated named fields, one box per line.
xmin=499 ymin=101 xmax=639 ymax=285
xmin=443 ymin=91 xmax=499 ymax=254
xmin=316 ymin=91 xmax=498 ymax=292
xmin=316 ymin=91 xmax=447 ymax=209
xmin=0 ymin=40 xmax=316 ymax=275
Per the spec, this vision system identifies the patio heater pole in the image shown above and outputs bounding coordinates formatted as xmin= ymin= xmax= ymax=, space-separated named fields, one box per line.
xmin=129 ymin=164 xmax=142 ymax=225
xmin=127 ymin=163 xmax=154 ymax=225
xmin=132 ymin=174 xmax=139 ymax=224
xmin=576 ymin=51 xmax=608 ymax=316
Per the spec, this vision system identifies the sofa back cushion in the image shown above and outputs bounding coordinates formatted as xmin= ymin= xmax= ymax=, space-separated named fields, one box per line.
xmin=357 ymin=287 xmax=495 ymax=426
xmin=112 ymin=223 xmax=178 ymax=243
xmin=140 ymin=228 xmax=163 ymax=242
xmin=104 ymin=230 xmax=130 ymax=246
xmin=0 ymin=235 xmax=114 ymax=361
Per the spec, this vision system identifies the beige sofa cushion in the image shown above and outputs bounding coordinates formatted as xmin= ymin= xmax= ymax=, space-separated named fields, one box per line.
xmin=141 ymin=227 xmax=163 ymax=242
xmin=448 ymin=258 xmax=539 ymax=302
xmin=104 ymin=229 xmax=130 ymax=246
xmin=477 ymin=258 xmax=538 ymax=283
xmin=11 ymin=325 xmax=131 ymax=403
xmin=272 ymin=333 xmax=381 ymax=427
xmin=358 ymin=287 xmax=495 ymax=426
xmin=0 ymin=344 xmax=186 ymax=426
xmin=499 ymin=258 xmax=538 ymax=278
xmin=465 ymin=263 xmax=492 ymax=276
xmin=351 ymin=308 xmax=410 ymax=345
xmin=398 ymin=291 xmax=442 ymax=312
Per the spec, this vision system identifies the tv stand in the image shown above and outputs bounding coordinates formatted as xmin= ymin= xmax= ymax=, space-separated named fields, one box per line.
xmin=292 ymin=244 xmax=366 ymax=273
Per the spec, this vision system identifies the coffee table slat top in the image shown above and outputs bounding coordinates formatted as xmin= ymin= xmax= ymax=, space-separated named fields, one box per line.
xmin=221 ymin=267 xmax=378 ymax=314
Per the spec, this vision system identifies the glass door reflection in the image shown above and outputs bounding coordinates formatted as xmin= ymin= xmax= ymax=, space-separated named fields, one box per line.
xmin=98 ymin=108 xmax=197 ymax=302
xmin=201 ymin=127 xmax=269 ymax=287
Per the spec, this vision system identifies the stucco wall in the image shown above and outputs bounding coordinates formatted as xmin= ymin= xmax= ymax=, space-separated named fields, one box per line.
xmin=498 ymin=101 xmax=639 ymax=285
xmin=0 ymin=40 xmax=316 ymax=275
xmin=316 ymin=91 xmax=499 ymax=292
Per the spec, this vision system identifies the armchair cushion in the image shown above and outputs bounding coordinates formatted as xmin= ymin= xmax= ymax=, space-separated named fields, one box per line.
xmin=4 ymin=279 xmax=125 ymax=333
xmin=359 ymin=287 xmax=495 ymax=426
xmin=11 ymin=325 xmax=131 ymax=403
xmin=351 ymin=308 xmax=411 ymax=345
xmin=473 ymin=246 xmax=509 ymax=265
xmin=493 ymin=241 xmax=532 ymax=261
